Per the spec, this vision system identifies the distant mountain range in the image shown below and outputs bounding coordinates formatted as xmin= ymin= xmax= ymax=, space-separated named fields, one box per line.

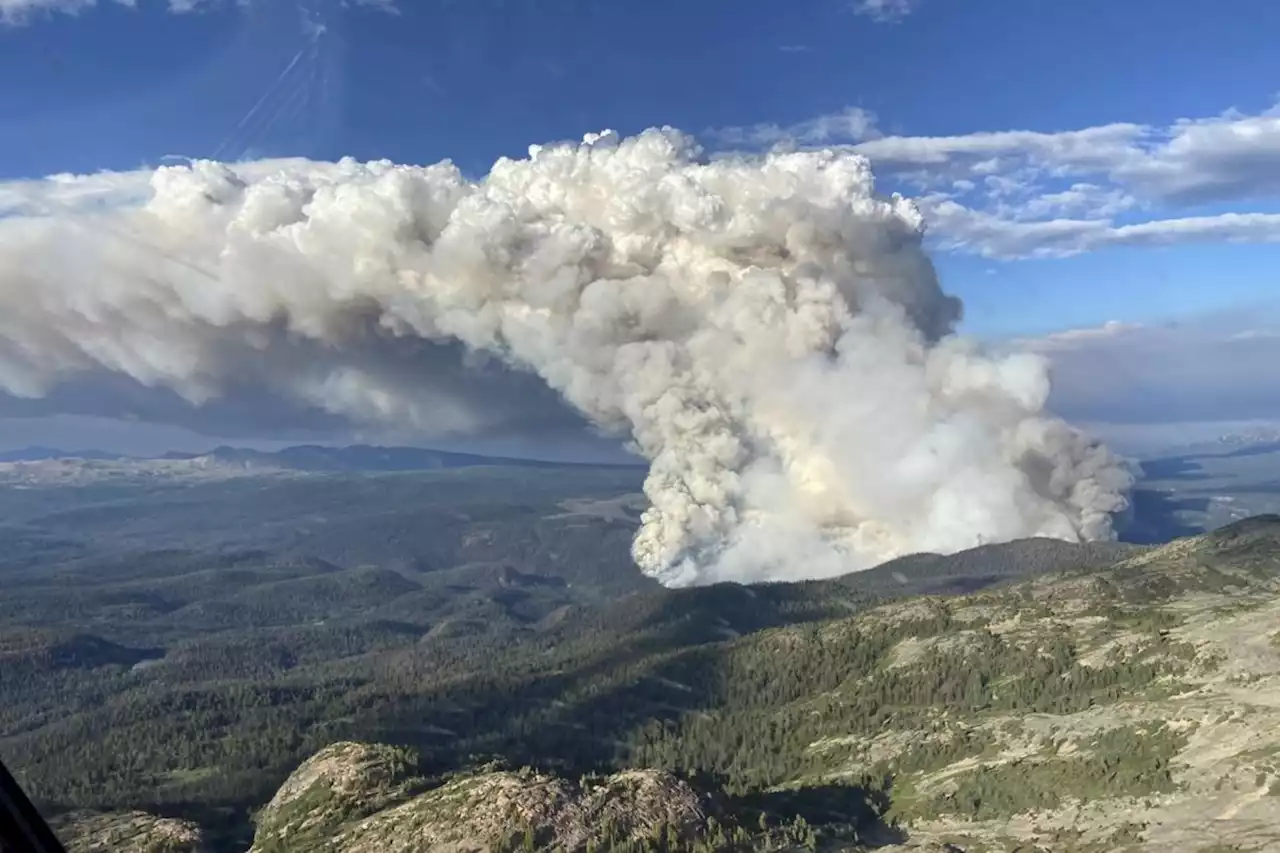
xmin=0 ymin=444 xmax=645 ymax=472
xmin=1129 ymin=428 xmax=1280 ymax=460
xmin=0 ymin=446 xmax=127 ymax=463
xmin=8 ymin=429 xmax=1280 ymax=473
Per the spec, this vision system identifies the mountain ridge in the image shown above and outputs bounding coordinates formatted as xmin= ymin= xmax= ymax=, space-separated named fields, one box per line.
xmin=0 ymin=443 xmax=645 ymax=471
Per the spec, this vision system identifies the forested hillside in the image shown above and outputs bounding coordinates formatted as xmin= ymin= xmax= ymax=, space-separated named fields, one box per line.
xmin=6 ymin=466 xmax=1280 ymax=851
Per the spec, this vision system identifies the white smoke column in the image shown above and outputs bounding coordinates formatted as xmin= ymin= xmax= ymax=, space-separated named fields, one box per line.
xmin=0 ymin=128 xmax=1133 ymax=586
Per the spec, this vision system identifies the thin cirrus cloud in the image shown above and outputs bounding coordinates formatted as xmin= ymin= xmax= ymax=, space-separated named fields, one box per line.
xmin=0 ymin=0 xmax=118 ymax=22
xmin=0 ymin=0 xmax=394 ymax=23
xmin=855 ymin=104 xmax=1280 ymax=206
xmin=706 ymin=106 xmax=880 ymax=149
xmin=0 ymin=0 xmax=211 ymax=22
xmin=709 ymin=101 xmax=1280 ymax=259
xmin=851 ymin=0 xmax=922 ymax=23
xmin=920 ymin=201 xmax=1280 ymax=260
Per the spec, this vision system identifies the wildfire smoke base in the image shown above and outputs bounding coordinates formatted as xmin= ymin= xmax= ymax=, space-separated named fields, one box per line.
xmin=0 ymin=127 xmax=1133 ymax=586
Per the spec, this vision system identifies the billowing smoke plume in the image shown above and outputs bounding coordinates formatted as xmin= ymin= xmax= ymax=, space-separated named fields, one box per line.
xmin=0 ymin=128 xmax=1133 ymax=586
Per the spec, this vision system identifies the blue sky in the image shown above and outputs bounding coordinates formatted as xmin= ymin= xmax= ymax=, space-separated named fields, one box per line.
xmin=0 ymin=0 xmax=1278 ymax=454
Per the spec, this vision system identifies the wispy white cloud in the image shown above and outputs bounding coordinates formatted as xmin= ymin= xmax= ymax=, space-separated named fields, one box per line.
xmin=854 ymin=122 xmax=1146 ymax=175
xmin=919 ymin=198 xmax=1280 ymax=259
xmin=1006 ymin=183 xmax=1136 ymax=221
xmin=1114 ymin=107 xmax=1280 ymax=205
xmin=0 ymin=0 xmax=124 ymax=24
xmin=1015 ymin=320 xmax=1144 ymax=351
xmin=709 ymin=100 xmax=1280 ymax=259
xmin=0 ymin=0 xmax=394 ymax=24
xmin=854 ymin=103 xmax=1280 ymax=207
xmin=707 ymin=107 xmax=878 ymax=149
xmin=852 ymin=0 xmax=921 ymax=23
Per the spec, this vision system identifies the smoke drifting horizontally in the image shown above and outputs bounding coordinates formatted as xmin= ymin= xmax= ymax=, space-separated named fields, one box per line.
xmin=0 ymin=128 xmax=1134 ymax=586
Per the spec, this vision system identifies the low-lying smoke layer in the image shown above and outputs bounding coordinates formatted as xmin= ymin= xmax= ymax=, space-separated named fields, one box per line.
xmin=0 ymin=128 xmax=1134 ymax=585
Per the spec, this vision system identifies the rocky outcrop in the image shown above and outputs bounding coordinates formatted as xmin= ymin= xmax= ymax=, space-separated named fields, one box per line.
xmin=247 ymin=744 xmax=712 ymax=853
xmin=52 ymin=810 xmax=209 ymax=853
xmin=248 ymin=742 xmax=425 ymax=852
